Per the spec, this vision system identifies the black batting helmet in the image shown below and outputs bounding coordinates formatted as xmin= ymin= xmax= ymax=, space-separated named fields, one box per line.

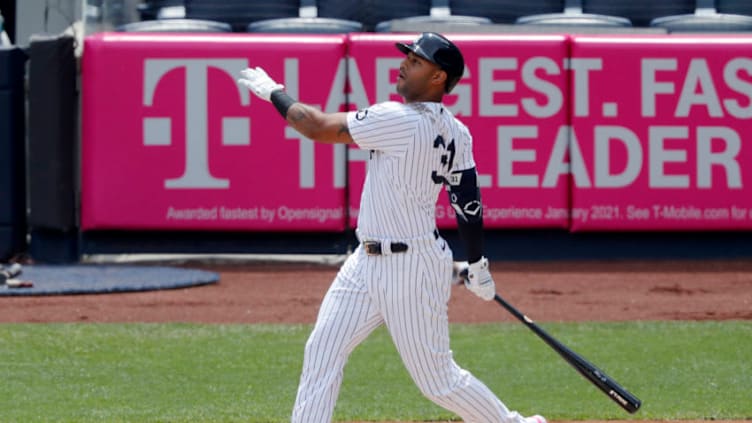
xmin=396 ymin=32 xmax=465 ymax=93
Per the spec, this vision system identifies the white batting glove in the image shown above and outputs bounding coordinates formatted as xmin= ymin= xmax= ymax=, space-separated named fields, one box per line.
xmin=452 ymin=261 xmax=469 ymax=285
xmin=238 ymin=67 xmax=284 ymax=102
xmin=465 ymin=257 xmax=496 ymax=301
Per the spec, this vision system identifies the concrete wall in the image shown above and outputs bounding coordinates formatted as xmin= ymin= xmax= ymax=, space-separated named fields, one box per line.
xmin=15 ymin=0 xmax=82 ymax=46
xmin=14 ymin=0 xmax=143 ymax=46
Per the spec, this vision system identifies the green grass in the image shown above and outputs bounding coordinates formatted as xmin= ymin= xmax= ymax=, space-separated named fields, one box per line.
xmin=0 ymin=321 xmax=750 ymax=422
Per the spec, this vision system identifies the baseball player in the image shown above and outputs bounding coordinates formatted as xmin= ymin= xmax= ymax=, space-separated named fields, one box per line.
xmin=238 ymin=32 xmax=546 ymax=423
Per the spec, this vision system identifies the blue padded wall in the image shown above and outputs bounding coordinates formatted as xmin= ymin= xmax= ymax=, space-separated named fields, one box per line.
xmin=0 ymin=47 xmax=28 ymax=260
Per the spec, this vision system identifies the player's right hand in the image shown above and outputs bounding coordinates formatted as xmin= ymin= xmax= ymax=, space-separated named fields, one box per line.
xmin=238 ymin=67 xmax=284 ymax=102
xmin=465 ymin=257 xmax=495 ymax=301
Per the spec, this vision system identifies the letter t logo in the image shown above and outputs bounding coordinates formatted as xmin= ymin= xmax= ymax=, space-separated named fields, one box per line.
xmin=143 ymin=59 xmax=249 ymax=188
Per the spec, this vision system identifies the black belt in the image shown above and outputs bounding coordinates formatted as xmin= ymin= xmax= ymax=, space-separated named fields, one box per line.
xmin=363 ymin=241 xmax=408 ymax=255
xmin=362 ymin=230 xmax=439 ymax=256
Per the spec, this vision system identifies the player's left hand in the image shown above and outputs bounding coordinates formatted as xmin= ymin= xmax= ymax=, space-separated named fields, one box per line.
xmin=238 ymin=67 xmax=284 ymax=102
xmin=451 ymin=261 xmax=469 ymax=285
xmin=463 ymin=257 xmax=496 ymax=301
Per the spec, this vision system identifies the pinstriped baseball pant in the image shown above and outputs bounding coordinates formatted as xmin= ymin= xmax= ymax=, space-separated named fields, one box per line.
xmin=291 ymin=236 xmax=527 ymax=423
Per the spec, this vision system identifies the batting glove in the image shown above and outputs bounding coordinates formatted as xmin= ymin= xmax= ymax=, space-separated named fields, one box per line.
xmin=238 ymin=67 xmax=284 ymax=102
xmin=465 ymin=257 xmax=496 ymax=301
xmin=451 ymin=261 xmax=469 ymax=285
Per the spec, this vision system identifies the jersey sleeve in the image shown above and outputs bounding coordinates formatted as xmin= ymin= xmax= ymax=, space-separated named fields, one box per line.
xmin=346 ymin=102 xmax=415 ymax=151
xmin=451 ymin=122 xmax=476 ymax=173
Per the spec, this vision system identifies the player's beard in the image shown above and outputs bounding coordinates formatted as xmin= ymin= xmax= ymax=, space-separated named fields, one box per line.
xmin=396 ymin=77 xmax=410 ymax=100
xmin=396 ymin=77 xmax=426 ymax=103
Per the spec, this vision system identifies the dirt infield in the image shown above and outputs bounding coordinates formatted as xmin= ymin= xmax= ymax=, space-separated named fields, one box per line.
xmin=1 ymin=259 xmax=750 ymax=423
xmin=1 ymin=259 xmax=750 ymax=324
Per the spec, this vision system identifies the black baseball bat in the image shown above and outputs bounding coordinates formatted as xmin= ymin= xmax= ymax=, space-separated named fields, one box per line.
xmin=493 ymin=292 xmax=642 ymax=413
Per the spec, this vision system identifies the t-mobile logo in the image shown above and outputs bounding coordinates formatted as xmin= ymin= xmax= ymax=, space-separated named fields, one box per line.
xmin=143 ymin=59 xmax=249 ymax=189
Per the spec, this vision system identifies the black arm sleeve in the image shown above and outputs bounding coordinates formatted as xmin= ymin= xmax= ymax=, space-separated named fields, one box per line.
xmin=447 ymin=168 xmax=484 ymax=263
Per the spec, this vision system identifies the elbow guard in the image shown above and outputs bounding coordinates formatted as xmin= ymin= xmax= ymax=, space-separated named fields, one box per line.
xmin=447 ymin=168 xmax=483 ymax=224
xmin=448 ymin=168 xmax=484 ymax=262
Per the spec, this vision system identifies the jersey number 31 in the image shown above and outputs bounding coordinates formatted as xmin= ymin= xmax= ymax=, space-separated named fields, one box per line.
xmin=431 ymin=135 xmax=456 ymax=186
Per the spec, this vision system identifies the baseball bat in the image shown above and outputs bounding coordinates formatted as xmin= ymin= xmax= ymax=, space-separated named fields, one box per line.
xmin=493 ymin=292 xmax=642 ymax=413
xmin=455 ymin=266 xmax=641 ymax=413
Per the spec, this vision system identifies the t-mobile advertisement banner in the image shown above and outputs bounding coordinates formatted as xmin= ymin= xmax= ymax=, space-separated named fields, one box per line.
xmin=347 ymin=34 xmax=570 ymax=229
xmin=81 ymin=33 xmax=348 ymax=230
xmin=570 ymin=35 xmax=752 ymax=231
xmin=81 ymin=33 xmax=752 ymax=233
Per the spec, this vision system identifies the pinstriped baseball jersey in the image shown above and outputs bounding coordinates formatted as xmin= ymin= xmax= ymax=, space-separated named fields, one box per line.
xmin=347 ymin=101 xmax=474 ymax=240
xmin=290 ymin=100 xmax=534 ymax=423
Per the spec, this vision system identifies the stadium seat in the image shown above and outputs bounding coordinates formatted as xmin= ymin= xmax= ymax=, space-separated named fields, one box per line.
xmin=516 ymin=0 xmax=633 ymax=27
xmin=245 ymin=0 xmax=363 ymax=33
xmin=583 ymin=0 xmax=695 ymax=27
xmin=186 ymin=0 xmax=300 ymax=32
xmin=451 ymin=0 xmax=565 ymax=24
xmin=118 ymin=18 xmax=232 ymax=32
xmin=121 ymin=0 xmax=362 ymax=34
xmin=315 ymin=0 xmax=432 ymax=32
xmin=374 ymin=0 xmax=492 ymax=33
xmin=120 ymin=0 xmax=234 ymax=32
xmin=136 ymin=0 xmax=186 ymax=21
xmin=650 ymin=0 xmax=752 ymax=32
xmin=246 ymin=17 xmax=362 ymax=33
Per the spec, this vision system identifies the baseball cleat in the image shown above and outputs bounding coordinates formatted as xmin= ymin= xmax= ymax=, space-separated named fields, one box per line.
xmin=525 ymin=415 xmax=547 ymax=423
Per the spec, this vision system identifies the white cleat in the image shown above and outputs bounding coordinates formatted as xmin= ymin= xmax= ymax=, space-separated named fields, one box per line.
xmin=525 ymin=415 xmax=547 ymax=423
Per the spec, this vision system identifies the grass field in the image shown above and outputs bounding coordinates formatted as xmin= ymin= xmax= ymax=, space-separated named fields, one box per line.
xmin=0 ymin=321 xmax=750 ymax=423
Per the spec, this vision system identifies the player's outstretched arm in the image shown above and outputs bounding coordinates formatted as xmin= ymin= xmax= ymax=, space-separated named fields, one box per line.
xmin=238 ymin=67 xmax=353 ymax=144
xmin=285 ymin=103 xmax=353 ymax=144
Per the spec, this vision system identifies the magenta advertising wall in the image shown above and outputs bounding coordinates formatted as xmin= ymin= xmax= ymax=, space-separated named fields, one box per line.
xmin=569 ymin=35 xmax=752 ymax=231
xmin=81 ymin=32 xmax=752 ymax=233
xmin=82 ymin=33 xmax=348 ymax=231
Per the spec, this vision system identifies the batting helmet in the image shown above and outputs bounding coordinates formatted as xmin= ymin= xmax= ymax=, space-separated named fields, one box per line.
xmin=396 ymin=32 xmax=465 ymax=93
